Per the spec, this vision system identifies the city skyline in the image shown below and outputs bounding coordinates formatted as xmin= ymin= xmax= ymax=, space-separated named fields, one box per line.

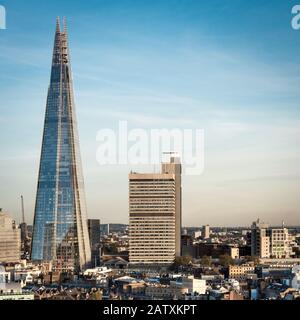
xmin=1 ymin=1 xmax=300 ymax=226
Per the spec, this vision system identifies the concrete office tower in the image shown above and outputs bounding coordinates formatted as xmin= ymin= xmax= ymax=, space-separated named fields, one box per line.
xmin=129 ymin=157 xmax=182 ymax=265
xmin=251 ymin=219 xmax=295 ymax=259
xmin=203 ymin=225 xmax=210 ymax=239
xmin=0 ymin=209 xmax=21 ymax=263
xmin=269 ymin=227 xmax=295 ymax=259
xmin=31 ymin=18 xmax=91 ymax=271
xmin=251 ymin=219 xmax=270 ymax=258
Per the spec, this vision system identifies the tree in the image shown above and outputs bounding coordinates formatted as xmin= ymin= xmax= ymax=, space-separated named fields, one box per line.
xmin=244 ymin=255 xmax=259 ymax=265
xmin=200 ymin=255 xmax=212 ymax=267
xmin=90 ymin=289 xmax=103 ymax=300
xmin=174 ymin=256 xmax=192 ymax=266
xmin=219 ymin=254 xmax=234 ymax=267
xmin=169 ymin=256 xmax=192 ymax=271
xmin=293 ymin=248 xmax=300 ymax=258
xmin=103 ymin=243 xmax=118 ymax=254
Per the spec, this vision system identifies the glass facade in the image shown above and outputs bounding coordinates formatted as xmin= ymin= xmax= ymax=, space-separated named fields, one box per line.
xmin=31 ymin=18 xmax=91 ymax=271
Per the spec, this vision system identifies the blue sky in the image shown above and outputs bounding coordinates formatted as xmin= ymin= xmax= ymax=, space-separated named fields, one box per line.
xmin=0 ymin=0 xmax=300 ymax=226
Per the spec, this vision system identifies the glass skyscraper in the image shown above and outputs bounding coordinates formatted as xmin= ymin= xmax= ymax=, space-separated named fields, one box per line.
xmin=31 ymin=18 xmax=91 ymax=271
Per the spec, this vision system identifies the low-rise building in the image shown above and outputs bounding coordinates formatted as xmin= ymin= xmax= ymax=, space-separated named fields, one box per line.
xmin=229 ymin=263 xmax=255 ymax=280
xmin=291 ymin=265 xmax=300 ymax=290
xmin=230 ymin=247 xmax=239 ymax=260
xmin=182 ymin=276 xmax=206 ymax=295
xmin=0 ymin=265 xmax=34 ymax=300
xmin=145 ymin=282 xmax=188 ymax=299
xmin=209 ymin=287 xmax=244 ymax=300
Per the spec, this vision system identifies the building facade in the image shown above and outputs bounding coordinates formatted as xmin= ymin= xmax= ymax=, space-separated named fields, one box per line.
xmin=251 ymin=219 xmax=295 ymax=259
xmin=251 ymin=219 xmax=271 ymax=258
xmin=145 ymin=283 xmax=188 ymax=299
xmin=31 ymin=18 xmax=91 ymax=271
xmin=0 ymin=209 xmax=21 ymax=263
xmin=129 ymin=157 xmax=182 ymax=265
xmin=88 ymin=219 xmax=101 ymax=248
xmin=182 ymin=276 xmax=207 ymax=294
xmin=88 ymin=219 xmax=101 ymax=267
xmin=203 ymin=225 xmax=210 ymax=239
xmin=228 ymin=263 xmax=255 ymax=280
xmin=269 ymin=228 xmax=295 ymax=259
xmin=182 ymin=241 xmax=240 ymax=260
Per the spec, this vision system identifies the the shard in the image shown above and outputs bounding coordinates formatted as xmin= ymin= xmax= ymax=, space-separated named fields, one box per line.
xmin=31 ymin=18 xmax=91 ymax=271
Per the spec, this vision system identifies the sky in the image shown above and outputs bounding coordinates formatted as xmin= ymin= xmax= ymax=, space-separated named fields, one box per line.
xmin=0 ymin=0 xmax=300 ymax=227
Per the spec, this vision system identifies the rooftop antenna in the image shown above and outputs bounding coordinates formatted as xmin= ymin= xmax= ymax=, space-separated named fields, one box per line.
xmin=163 ymin=151 xmax=177 ymax=156
xmin=162 ymin=151 xmax=180 ymax=166
xmin=163 ymin=151 xmax=178 ymax=160
xmin=21 ymin=195 xmax=25 ymax=224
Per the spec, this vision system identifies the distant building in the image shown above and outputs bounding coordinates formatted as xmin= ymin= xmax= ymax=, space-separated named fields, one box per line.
xmin=230 ymin=247 xmax=239 ymax=260
xmin=88 ymin=220 xmax=101 ymax=246
xmin=203 ymin=225 xmax=210 ymax=239
xmin=129 ymin=156 xmax=182 ymax=265
xmin=19 ymin=223 xmax=31 ymax=259
xmin=0 ymin=265 xmax=10 ymax=284
xmin=193 ymin=231 xmax=201 ymax=239
xmin=182 ymin=276 xmax=207 ymax=295
xmin=251 ymin=219 xmax=270 ymax=258
xmin=144 ymin=277 xmax=206 ymax=299
xmin=251 ymin=219 xmax=296 ymax=259
xmin=100 ymin=224 xmax=128 ymax=236
xmin=269 ymin=228 xmax=295 ymax=259
xmin=0 ymin=265 xmax=34 ymax=300
xmin=0 ymin=209 xmax=21 ymax=263
xmin=208 ymin=287 xmax=244 ymax=300
xmin=181 ymin=235 xmax=193 ymax=247
xmin=264 ymin=283 xmax=294 ymax=300
xmin=291 ymin=265 xmax=300 ymax=290
xmin=20 ymin=222 xmax=28 ymax=244
xmin=238 ymin=245 xmax=251 ymax=257
xmin=103 ymin=256 xmax=129 ymax=269
xmin=88 ymin=219 xmax=101 ymax=267
xmin=145 ymin=282 xmax=187 ymax=299
xmin=229 ymin=263 xmax=255 ymax=281
xmin=182 ymin=243 xmax=238 ymax=260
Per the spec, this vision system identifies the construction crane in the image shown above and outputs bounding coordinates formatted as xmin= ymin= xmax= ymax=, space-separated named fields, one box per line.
xmin=21 ymin=195 xmax=25 ymax=224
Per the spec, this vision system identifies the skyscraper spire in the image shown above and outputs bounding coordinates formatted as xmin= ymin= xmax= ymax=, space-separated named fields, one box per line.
xmin=63 ymin=16 xmax=67 ymax=34
xmin=31 ymin=18 xmax=91 ymax=271
xmin=55 ymin=16 xmax=60 ymax=33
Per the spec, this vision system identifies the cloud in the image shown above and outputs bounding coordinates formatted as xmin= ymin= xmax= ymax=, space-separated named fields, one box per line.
xmin=210 ymin=120 xmax=251 ymax=137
